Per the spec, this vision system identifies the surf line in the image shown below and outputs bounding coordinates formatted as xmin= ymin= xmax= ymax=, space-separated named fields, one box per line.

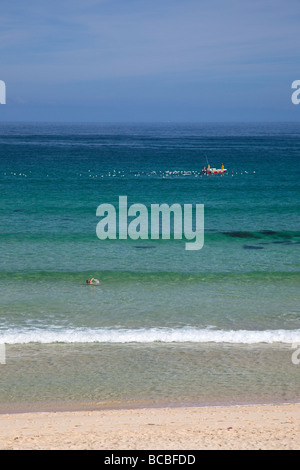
xmin=96 ymin=196 xmax=204 ymax=251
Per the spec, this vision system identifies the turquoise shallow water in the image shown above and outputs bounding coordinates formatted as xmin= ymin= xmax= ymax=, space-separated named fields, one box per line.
xmin=0 ymin=122 xmax=299 ymax=410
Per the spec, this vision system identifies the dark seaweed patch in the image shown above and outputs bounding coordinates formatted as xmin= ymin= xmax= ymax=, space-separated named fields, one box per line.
xmin=272 ymin=241 xmax=292 ymax=245
xmin=134 ymin=246 xmax=156 ymax=249
xmin=243 ymin=245 xmax=264 ymax=250
xmin=259 ymin=230 xmax=277 ymax=236
xmin=224 ymin=231 xmax=261 ymax=239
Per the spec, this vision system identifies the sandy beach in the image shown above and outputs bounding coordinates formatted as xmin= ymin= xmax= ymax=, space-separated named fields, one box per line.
xmin=0 ymin=403 xmax=299 ymax=450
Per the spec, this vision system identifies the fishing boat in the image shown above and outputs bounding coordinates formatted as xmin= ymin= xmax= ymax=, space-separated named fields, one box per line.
xmin=202 ymin=163 xmax=227 ymax=175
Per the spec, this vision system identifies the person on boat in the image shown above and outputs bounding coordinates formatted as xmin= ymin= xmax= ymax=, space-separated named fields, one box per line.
xmin=86 ymin=278 xmax=100 ymax=285
xmin=221 ymin=163 xmax=224 ymax=170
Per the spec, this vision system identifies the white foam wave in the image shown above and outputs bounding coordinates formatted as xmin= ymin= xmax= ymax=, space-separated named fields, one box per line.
xmin=1 ymin=327 xmax=300 ymax=345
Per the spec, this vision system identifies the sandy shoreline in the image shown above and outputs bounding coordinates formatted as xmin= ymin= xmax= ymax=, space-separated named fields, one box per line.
xmin=0 ymin=403 xmax=299 ymax=450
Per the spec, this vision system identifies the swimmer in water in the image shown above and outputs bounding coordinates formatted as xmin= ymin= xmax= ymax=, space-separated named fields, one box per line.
xmin=86 ymin=278 xmax=100 ymax=285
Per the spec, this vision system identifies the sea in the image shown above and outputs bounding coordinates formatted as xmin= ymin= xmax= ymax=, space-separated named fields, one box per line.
xmin=0 ymin=122 xmax=299 ymax=412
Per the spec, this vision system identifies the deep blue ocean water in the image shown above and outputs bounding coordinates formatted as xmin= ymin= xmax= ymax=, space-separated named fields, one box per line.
xmin=0 ymin=122 xmax=299 ymax=410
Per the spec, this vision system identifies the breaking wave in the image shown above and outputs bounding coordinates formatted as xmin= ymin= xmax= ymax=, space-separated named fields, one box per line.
xmin=1 ymin=327 xmax=300 ymax=345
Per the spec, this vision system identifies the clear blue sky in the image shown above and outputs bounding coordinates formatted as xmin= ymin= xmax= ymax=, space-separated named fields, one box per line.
xmin=0 ymin=0 xmax=299 ymax=121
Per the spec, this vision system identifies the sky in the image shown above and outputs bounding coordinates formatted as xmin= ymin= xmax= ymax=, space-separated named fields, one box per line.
xmin=0 ymin=0 xmax=299 ymax=122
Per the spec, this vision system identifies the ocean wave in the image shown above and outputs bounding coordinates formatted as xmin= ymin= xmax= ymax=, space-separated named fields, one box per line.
xmin=0 ymin=269 xmax=299 ymax=284
xmin=1 ymin=327 xmax=300 ymax=345
xmin=0 ymin=229 xmax=298 ymax=243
